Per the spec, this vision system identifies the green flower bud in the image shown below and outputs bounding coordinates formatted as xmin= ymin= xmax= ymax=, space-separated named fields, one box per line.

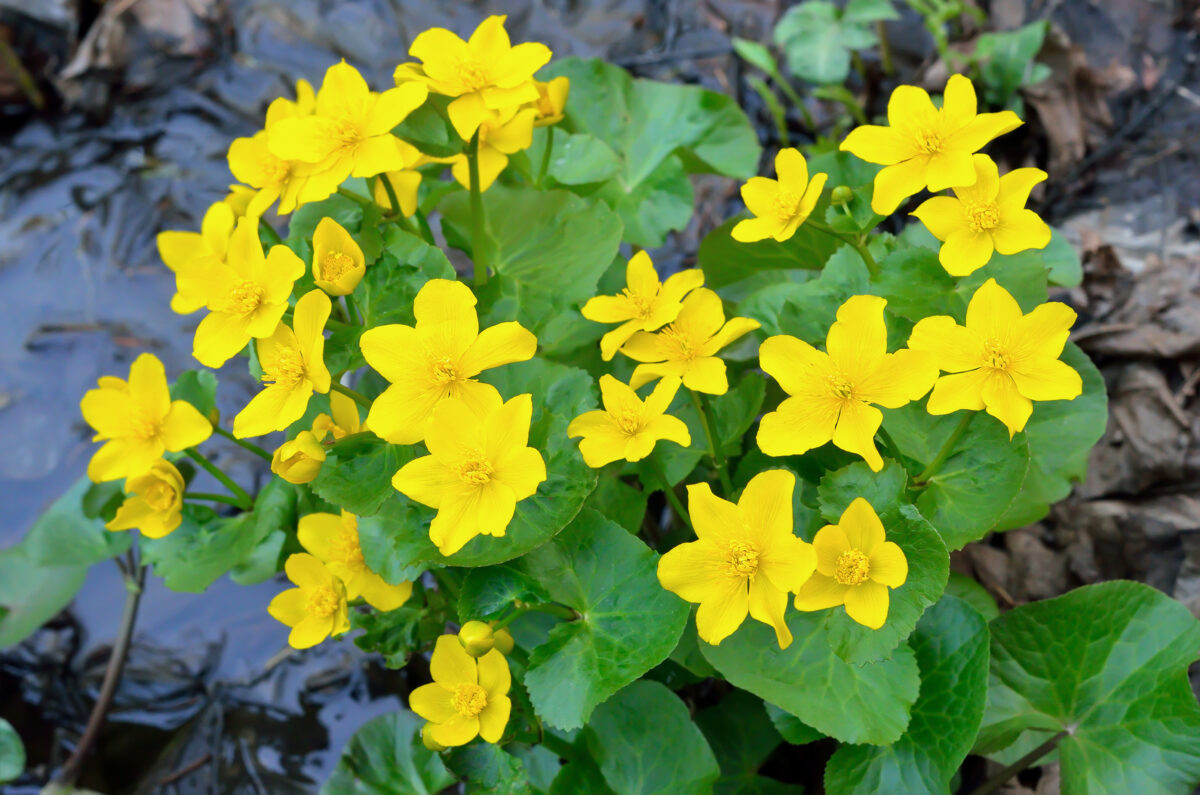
xmin=458 ymin=620 xmax=495 ymax=657
xmin=420 ymin=723 xmax=446 ymax=752
xmin=830 ymin=185 xmax=854 ymax=205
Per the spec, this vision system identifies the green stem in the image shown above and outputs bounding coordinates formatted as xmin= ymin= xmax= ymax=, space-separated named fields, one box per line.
xmin=808 ymin=220 xmax=881 ymax=279
xmin=329 ymin=381 xmax=372 ymax=409
xmin=540 ymin=731 xmax=579 ymax=762
xmin=414 ymin=210 xmax=437 ymax=245
xmin=492 ymin=602 xmax=576 ymax=631
xmin=648 ymin=457 xmax=690 ymax=527
xmin=184 ymin=492 xmax=245 ymax=507
xmin=336 ymin=187 xmax=373 ymax=207
xmin=344 ymin=294 xmax=362 ymax=325
xmin=876 ymin=20 xmax=895 ymax=76
xmin=775 ymin=78 xmax=815 ymax=132
xmin=467 ymin=133 xmax=490 ymax=288
xmin=258 ymin=218 xmax=282 ymax=246
xmin=689 ymin=390 xmax=734 ymax=497
xmin=876 ymin=426 xmax=901 ymax=463
xmin=915 ymin=412 xmax=973 ymax=485
xmin=968 ymin=730 xmax=1068 ymax=795
xmin=184 ymin=449 xmax=253 ymax=509
xmin=378 ymin=173 xmax=402 ymax=216
xmin=537 ymin=126 xmax=554 ymax=186
xmin=211 ymin=425 xmax=273 ymax=461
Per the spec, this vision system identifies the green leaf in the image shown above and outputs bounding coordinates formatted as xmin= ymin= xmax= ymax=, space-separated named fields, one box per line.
xmin=945 ymin=571 xmax=999 ymax=622
xmin=311 ymin=435 xmax=412 ymax=517
xmin=978 ymin=581 xmax=1200 ymax=793
xmin=884 ymin=408 xmax=1030 ymax=550
xmin=542 ymin=57 xmax=759 ymax=246
xmin=445 ymin=744 xmax=530 ymax=794
xmin=973 ymin=21 xmax=1050 ymax=107
xmin=695 ymin=690 xmax=789 ymax=793
xmin=457 ymin=565 xmax=551 ymax=623
xmin=24 ymin=477 xmax=130 ymax=567
xmin=1043 ymin=228 xmax=1082 ymax=287
xmin=518 ymin=510 xmax=689 ymax=730
xmin=766 ymin=704 xmax=826 ymax=745
xmin=540 ymin=130 xmax=621 ymax=185
xmin=583 ymin=680 xmax=720 ymax=795
xmin=956 ymin=250 xmax=1048 ymax=314
xmin=550 ymin=756 xmax=615 ymax=794
xmin=322 ymin=710 xmax=456 ymax=795
xmin=739 ymin=244 xmax=870 ymax=341
xmin=843 ymin=0 xmax=901 ymax=23
xmin=774 ymin=1 xmax=879 ymax=84
xmin=874 ymin=246 xmax=957 ymax=324
xmin=700 ymin=216 xmax=837 ymax=290
xmin=824 ymin=595 xmax=990 ymax=795
xmin=702 ymin=611 xmax=920 ymax=744
xmin=0 ymin=544 xmax=87 ymax=648
xmin=358 ymin=359 xmax=598 ymax=571
xmin=351 ymin=605 xmax=429 ymax=668
xmin=289 ymin=193 xmax=363 ymax=240
xmin=815 ymin=465 xmax=950 ymax=664
xmin=440 ymin=186 xmax=623 ymax=332
xmin=392 ymin=95 xmax=461 ymax=157
xmin=587 ymin=475 xmax=647 ymax=535
xmin=142 ymin=510 xmax=263 ymax=593
xmin=170 ymin=369 xmax=218 ymax=417
xmin=994 ymin=344 xmax=1107 ymax=530
xmin=732 ymin=37 xmax=786 ymax=83
xmin=0 ymin=717 xmax=24 ymax=784
xmin=358 ymin=228 xmax=456 ymax=328
xmin=229 ymin=529 xmax=285 ymax=586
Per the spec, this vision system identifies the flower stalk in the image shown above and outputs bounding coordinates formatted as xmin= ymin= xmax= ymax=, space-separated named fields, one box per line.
xmin=468 ymin=132 xmax=490 ymax=288
xmin=915 ymin=411 xmax=974 ymax=485
xmin=690 ymin=389 xmax=734 ymax=497
xmin=184 ymin=448 xmax=253 ymax=509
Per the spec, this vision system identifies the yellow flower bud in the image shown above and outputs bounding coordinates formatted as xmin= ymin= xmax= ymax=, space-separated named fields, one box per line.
xmin=421 ymin=723 xmax=446 ymax=752
xmin=457 ymin=620 xmax=495 ymax=657
xmin=492 ymin=627 xmax=514 ymax=655
xmin=271 ymin=431 xmax=326 ymax=484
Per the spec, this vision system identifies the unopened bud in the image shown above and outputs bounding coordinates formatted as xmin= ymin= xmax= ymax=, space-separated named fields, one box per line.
xmin=493 ymin=627 xmax=514 ymax=655
xmin=458 ymin=620 xmax=495 ymax=657
xmin=830 ymin=185 xmax=853 ymax=205
xmin=421 ymin=724 xmax=446 ymax=752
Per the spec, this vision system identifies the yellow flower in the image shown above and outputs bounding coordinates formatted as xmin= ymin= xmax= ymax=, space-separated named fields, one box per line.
xmin=581 ymin=251 xmax=704 ymax=361
xmin=192 ymin=217 xmax=306 ymax=368
xmin=732 ymin=148 xmax=828 ymax=243
xmin=409 ymin=634 xmax=512 ymax=747
xmin=397 ymin=15 xmax=551 ymax=141
xmin=80 ymin=353 xmax=212 ymax=482
xmin=567 ymin=376 xmax=691 ymax=467
xmin=156 ymin=200 xmax=235 ymax=314
xmin=529 ymin=76 xmax=569 ymax=126
xmin=267 ymin=553 xmax=350 ymax=649
xmin=392 ymin=392 xmax=547 ymax=556
xmin=907 ymin=278 xmax=1082 ymax=437
xmin=757 ymin=295 xmax=937 ymax=471
xmin=233 ymin=291 xmax=331 ymax=438
xmin=268 ymin=61 xmax=428 ymax=206
xmin=359 ymin=278 xmax=537 ymax=444
xmin=372 ymin=169 xmax=423 ymax=217
xmin=911 ymin=154 xmax=1051 ymax=276
xmin=448 ymin=106 xmax=537 ymax=191
xmin=458 ymin=620 xmax=497 ymax=657
xmin=794 ymin=498 xmax=907 ymax=629
xmin=225 ymin=80 xmax=318 ymax=218
xmin=223 ymin=184 xmax=258 ymax=217
xmin=312 ymin=390 xmax=365 ymax=441
xmin=298 ymin=510 xmax=413 ymax=611
xmin=312 ymin=218 xmax=366 ymax=296
xmin=840 ymin=74 xmax=1022 ymax=215
xmin=621 ymin=288 xmax=760 ymax=395
xmin=271 ymin=431 xmax=326 ymax=484
xmin=105 ymin=459 xmax=185 ymax=539
xmin=657 ymin=470 xmax=817 ymax=648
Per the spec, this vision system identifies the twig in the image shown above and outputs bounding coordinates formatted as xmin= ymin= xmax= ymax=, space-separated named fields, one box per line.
xmin=969 ymin=730 xmax=1069 ymax=795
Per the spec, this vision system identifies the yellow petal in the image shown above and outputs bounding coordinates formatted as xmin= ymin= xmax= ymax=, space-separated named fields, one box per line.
xmin=826 ymin=295 xmax=888 ymax=382
xmin=392 ymin=455 xmax=460 ymax=509
xmin=478 ymin=695 xmax=511 ymax=744
xmin=429 ymin=714 xmax=480 ymax=748
xmin=839 ymin=497 xmax=885 ymax=554
xmin=600 ymin=321 xmax=643 ymax=362
xmin=731 ymin=216 xmax=781 ymax=243
xmin=478 ymin=648 xmax=511 ymax=695
xmin=289 ymin=615 xmax=332 ymax=649
xmin=642 ymin=415 xmax=691 ymax=451
xmin=980 ymin=371 xmax=1034 ymax=437
xmin=941 ymin=73 xmax=978 ymax=130
xmin=659 ymin=268 xmax=705 ymax=308
xmin=680 ymin=356 xmax=728 ymax=395
xmin=431 ymin=634 xmax=477 ymax=685
xmin=685 ymin=482 xmax=741 ymax=543
xmin=774 ymin=147 xmax=809 ymax=191
xmin=839 ymin=124 xmax=915 ymax=165
xmin=926 ymin=371 xmax=989 ymax=415
xmin=294 ymin=291 xmax=332 ymax=392
xmin=843 ymin=581 xmax=890 ymax=629
xmin=996 ymin=167 xmax=1048 ymax=213
xmin=831 ymin=399 xmax=884 ymax=472
xmin=925 ymin=151 xmax=977 ymax=192
xmin=576 ymin=424 xmax=632 ymax=467
xmin=161 ymin=401 xmax=213 ymax=450
xmin=474 ymin=480 xmax=518 ymax=537
xmin=297 ymin=512 xmax=342 ymax=561
xmin=88 ymin=439 xmax=135 ymax=482
xmin=430 ymin=490 xmax=486 ymax=555
xmin=907 ymin=315 xmax=984 ymax=373
xmin=748 ymin=575 xmax=792 ymax=649
xmin=756 ymin=395 xmax=839 ymax=458
xmin=1011 ymin=301 xmax=1076 ymax=363
xmin=459 ymin=321 xmax=537 ymax=376
xmin=316 ymin=61 xmax=371 ymax=120
xmin=855 ymin=348 xmax=938 ymax=409
xmin=740 ymin=176 xmax=780 ymax=218
xmin=643 ymin=375 xmax=682 ymax=417
xmin=947 ymin=110 xmax=1022 ymax=153
xmin=812 ymin=524 xmax=852 ymax=577
xmin=911 ymin=195 xmax=967 ymax=242
xmin=1011 ymin=358 xmax=1082 ymax=403
xmin=582 ymin=294 xmax=634 ymax=324
xmin=759 ymin=335 xmax=830 ymax=395
xmin=940 ymin=229 xmax=995 ymax=277
xmin=885 ymin=84 xmax=937 ymax=131
xmin=409 ymin=683 xmax=457 ymax=723
xmin=285 ymin=553 xmax=331 ymax=590
xmin=365 ymin=83 xmax=429 ymax=137
xmin=128 ymin=354 xmax=170 ymax=419
xmin=704 ymin=317 xmax=760 ymax=356
xmin=356 ymin=573 xmax=413 ymax=611
xmin=617 ymin=330 xmax=665 ymax=364
xmin=868 ymin=541 xmax=908 ymax=588
xmin=871 ymin=157 xmax=928 ymax=215
xmin=762 ymin=537 xmax=817 ymax=593
xmin=268 ymin=588 xmax=307 ymax=627
xmin=233 ymin=383 xmax=311 ymax=438
xmin=965 ymin=278 xmax=1023 ymax=340
xmin=658 ymin=539 xmax=728 ymax=603
xmin=992 ymin=209 xmax=1052 ymax=256
xmin=695 ymin=576 xmax=749 ymax=646
xmin=793 ymin=573 xmax=849 ymax=612
xmin=413 ymin=279 xmax=479 ymax=356
xmin=952 ymin=153 xmax=1000 ymax=204
xmin=738 ymin=469 xmax=794 ymax=544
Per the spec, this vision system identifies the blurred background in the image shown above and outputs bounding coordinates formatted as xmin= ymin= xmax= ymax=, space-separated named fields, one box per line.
xmin=1 ymin=0 xmax=1198 ymax=791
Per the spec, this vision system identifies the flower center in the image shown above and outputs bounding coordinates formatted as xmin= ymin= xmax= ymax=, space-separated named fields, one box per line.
xmin=620 ymin=288 xmax=655 ymax=321
xmin=130 ymin=407 xmax=164 ymax=441
xmin=305 ymin=585 xmax=339 ymax=618
xmin=834 ymin=549 xmax=871 ymax=586
xmin=614 ymin=407 xmax=643 ymax=435
xmin=227 ymin=279 xmax=264 ymax=316
xmin=827 ymin=373 xmax=855 ymax=401
xmin=262 ymin=347 xmax=306 ymax=388
xmin=983 ymin=339 xmax=1010 ymax=370
xmin=330 ymin=526 xmax=365 ymax=574
xmin=431 ymin=357 xmax=460 ymax=384
xmin=330 ymin=117 xmax=362 ymax=149
xmin=726 ymin=540 xmax=759 ymax=577
xmin=772 ymin=190 xmax=802 ymax=222
xmin=452 ymin=683 xmax=488 ymax=717
xmin=916 ymin=129 xmax=944 ymax=154
xmin=143 ymin=481 xmax=177 ymax=512
xmin=457 ymin=60 xmax=490 ymax=92
xmin=966 ymin=202 xmax=1000 ymax=232
xmin=262 ymin=154 xmax=290 ymax=185
xmin=321 ymin=251 xmax=356 ymax=282
xmin=659 ymin=325 xmax=699 ymax=361
xmin=282 ymin=449 xmax=312 ymax=468
xmin=457 ymin=451 xmax=493 ymax=486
